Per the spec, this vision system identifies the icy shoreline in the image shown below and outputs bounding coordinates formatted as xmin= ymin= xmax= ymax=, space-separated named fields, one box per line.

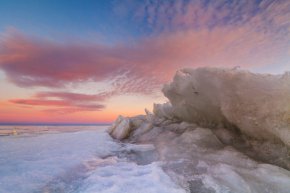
xmin=108 ymin=67 xmax=290 ymax=193
xmin=0 ymin=128 xmax=186 ymax=193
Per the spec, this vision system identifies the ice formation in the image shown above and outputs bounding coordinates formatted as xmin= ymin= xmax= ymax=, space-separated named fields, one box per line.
xmin=0 ymin=127 xmax=185 ymax=193
xmin=162 ymin=68 xmax=290 ymax=146
xmin=108 ymin=67 xmax=290 ymax=193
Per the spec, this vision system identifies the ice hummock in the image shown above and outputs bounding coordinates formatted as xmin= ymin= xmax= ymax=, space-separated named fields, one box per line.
xmin=162 ymin=68 xmax=290 ymax=146
xmin=108 ymin=67 xmax=290 ymax=193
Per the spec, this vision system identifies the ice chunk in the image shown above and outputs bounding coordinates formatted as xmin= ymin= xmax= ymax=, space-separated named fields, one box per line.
xmin=107 ymin=115 xmax=123 ymax=133
xmin=108 ymin=115 xmax=131 ymax=140
xmin=163 ymin=67 xmax=290 ymax=146
xmin=153 ymin=102 xmax=175 ymax=120
xmin=131 ymin=122 xmax=153 ymax=138
xmin=156 ymin=127 xmax=290 ymax=193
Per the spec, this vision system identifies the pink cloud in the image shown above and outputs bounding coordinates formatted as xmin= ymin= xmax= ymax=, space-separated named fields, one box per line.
xmin=1 ymin=29 xmax=287 ymax=95
xmin=10 ymin=99 xmax=72 ymax=106
xmin=9 ymin=91 xmax=106 ymax=114
xmin=0 ymin=31 xmax=127 ymax=87
xmin=42 ymin=107 xmax=103 ymax=114
xmin=35 ymin=91 xmax=110 ymax=101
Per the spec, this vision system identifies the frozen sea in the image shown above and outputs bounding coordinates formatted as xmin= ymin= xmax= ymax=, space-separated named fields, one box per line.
xmin=2 ymin=68 xmax=289 ymax=193
xmin=0 ymin=125 xmax=185 ymax=193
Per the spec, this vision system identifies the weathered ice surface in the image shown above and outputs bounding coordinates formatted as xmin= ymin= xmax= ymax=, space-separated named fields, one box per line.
xmin=108 ymin=67 xmax=290 ymax=193
xmin=0 ymin=128 xmax=186 ymax=193
xmin=162 ymin=68 xmax=290 ymax=146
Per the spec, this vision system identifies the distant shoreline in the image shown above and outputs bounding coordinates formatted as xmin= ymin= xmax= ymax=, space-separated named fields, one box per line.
xmin=0 ymin=123 xmax=110 ymax=136
xmin=0 ymin=123 xmax=111 ymax=126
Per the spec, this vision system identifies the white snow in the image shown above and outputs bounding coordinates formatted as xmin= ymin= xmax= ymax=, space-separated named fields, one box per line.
xmin=0 ymin=126 xmax=185 ymax=193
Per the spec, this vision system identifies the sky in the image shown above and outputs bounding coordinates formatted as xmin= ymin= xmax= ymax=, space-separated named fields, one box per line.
xmin=0 ymin=0 xmax=289 ymax=124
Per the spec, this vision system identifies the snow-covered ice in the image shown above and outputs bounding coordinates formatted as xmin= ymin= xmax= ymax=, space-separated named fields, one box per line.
xmin=0 ymin=126 xmax=186 ymax=193
xmin=108 ymin=67 xmax=290 ymax=193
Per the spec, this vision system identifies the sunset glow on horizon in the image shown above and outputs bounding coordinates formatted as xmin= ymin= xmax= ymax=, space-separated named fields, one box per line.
xmin=0 ymin=0 xmax=289 ymax=123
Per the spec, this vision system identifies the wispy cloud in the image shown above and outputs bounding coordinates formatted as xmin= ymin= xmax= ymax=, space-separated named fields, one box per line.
xmin=1 ymin=26 xmax=287 ymax=92
xmin=35 ymin=91 xmax=110 ymax=101
xmin=129 ymin=0 xmax=290 ymax=35
xmin=9 ymin=91 xmax=106 ymax=114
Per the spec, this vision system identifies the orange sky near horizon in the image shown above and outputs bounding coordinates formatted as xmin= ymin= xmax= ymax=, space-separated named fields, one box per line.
xmin=0 ymin=91 xmax=166 ymax=123
xmin=0 ymin=69 xmax=166 ymax=123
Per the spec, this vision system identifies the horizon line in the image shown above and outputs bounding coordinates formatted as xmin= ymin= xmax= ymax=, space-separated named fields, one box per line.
xmin=0 ymin=122 xmax=112 ymax=126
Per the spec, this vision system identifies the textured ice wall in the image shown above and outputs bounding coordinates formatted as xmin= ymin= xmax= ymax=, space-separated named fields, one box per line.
xmin=108 ymin=110 xmax=290 ymax=192
xmin=161 ymin=68 xmax=290 ymax=146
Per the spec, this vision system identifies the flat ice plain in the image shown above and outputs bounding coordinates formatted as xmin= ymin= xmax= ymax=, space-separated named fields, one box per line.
xmin=0 ymin=126 xmax=185 ymax=193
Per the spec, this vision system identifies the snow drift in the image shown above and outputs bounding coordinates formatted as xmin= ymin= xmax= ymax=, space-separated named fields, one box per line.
xmin=108 ymin=67 xmax=290 ymax=193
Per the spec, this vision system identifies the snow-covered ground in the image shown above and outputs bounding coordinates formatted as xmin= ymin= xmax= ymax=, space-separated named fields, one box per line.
xmin=0 ymin=126 xmax=185 ymax=193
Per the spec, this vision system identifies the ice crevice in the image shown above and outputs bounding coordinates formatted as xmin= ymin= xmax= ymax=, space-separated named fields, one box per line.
xmin=108 ymin=67 xmax=290 ymax=193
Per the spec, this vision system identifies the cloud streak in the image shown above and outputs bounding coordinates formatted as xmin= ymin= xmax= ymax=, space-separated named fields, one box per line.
xmin=35 ymin=91 xmax=110 ymax=101
xmin=0 ymin=32 xmax=127 ymax=87
xmin=129 ymin=0 xmax=290 ymax=35
xmin=9 ymin=91 xmax=106 ymax=114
